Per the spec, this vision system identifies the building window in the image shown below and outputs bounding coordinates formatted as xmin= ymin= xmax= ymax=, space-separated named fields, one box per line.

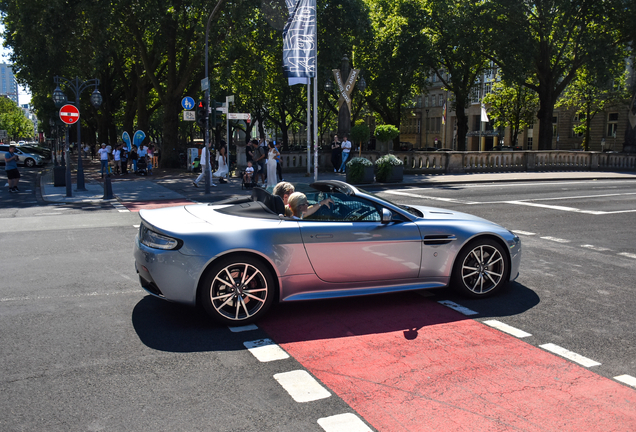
xmin=552 ymin=115 xmax=558 ymax=137
xmin=425 ymin=96 xmax=429 ymax=108
xmin=607 ymin=112 xmax=618 ymax=137
xmin=572 ymin=113 xmax=585 ymax=137
xmin=417 ymin=97 xmax=422 ymax=108
xmin=527 ymin=137 xmax=533 ymax=149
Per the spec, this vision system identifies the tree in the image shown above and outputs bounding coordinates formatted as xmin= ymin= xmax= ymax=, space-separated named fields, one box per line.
xmin=0 ymin=97 xmax=35 ymax=139
xmin=556 ymin=67 xmax=630 ymax=150
xmin=349 ymin=119 xmax=370 ymax=156
xmin=354 ymin=0 xmax=430 ymax=150
xmin=422 ymin=0 xmax=491 ymax=151
xmin=374 ymin=124 xmax=399 ymax=153
xmin=487 ymin=0 xmax=633 ymax=150
xmin=483 ymin=78 xmax=539 ymax=147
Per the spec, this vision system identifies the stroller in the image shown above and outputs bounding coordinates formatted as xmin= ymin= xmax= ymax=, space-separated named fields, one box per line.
xmin=241 ymin=168 xmax=256 ymax=190
xmin=136 ymin=156 xmax=148 ymax=176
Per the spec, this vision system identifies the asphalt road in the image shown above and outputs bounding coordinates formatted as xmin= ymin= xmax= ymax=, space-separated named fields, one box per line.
xmin=376 ymin=179 xmax=636 ymax=381
xmin=1 ymin=176 xmax=635 ymax=431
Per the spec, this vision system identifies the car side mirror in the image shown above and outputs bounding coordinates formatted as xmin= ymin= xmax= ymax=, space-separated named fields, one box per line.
xmin=381 ymin=208 xmax=392 ymax=223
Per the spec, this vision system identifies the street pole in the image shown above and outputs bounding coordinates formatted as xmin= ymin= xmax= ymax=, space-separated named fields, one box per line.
xmin=65 ymin=126 xmax=71 ymax=197
xmin=53 ymin=76 xmax=102 ymax=194
xmin=201 ymin=0 xmax=224 ymax=193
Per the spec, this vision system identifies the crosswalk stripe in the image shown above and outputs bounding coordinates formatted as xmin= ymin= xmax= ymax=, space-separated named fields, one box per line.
xmin=244 ymin=338 xmax=289 ymax=362
xmin=274 ymin=370 xmax=331 ymax=403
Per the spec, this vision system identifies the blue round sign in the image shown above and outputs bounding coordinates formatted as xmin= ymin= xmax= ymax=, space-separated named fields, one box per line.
xmin=181 ymin=97 xmax=195 ymax=110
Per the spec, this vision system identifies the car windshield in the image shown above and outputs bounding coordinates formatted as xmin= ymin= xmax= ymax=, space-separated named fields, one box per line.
xmin=356 ymin=187 xmax=423 ymax=217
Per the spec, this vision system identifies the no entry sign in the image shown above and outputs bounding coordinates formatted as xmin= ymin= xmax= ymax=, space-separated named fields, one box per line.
xmin=59 ymin=104 xmax=80 ymax=125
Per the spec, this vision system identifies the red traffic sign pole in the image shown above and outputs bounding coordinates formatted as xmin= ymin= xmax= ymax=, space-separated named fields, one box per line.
xmin=59 ymin=104 xmax=80 ymax=124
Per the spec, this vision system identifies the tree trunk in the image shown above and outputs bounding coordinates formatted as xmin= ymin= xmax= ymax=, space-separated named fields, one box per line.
xmin=454 ymin=95 xmax=469 ymax=151
xmin=160 ymin=93 xmax=181 ymax=168
xmin=536 ymin=87 xmax=555 ymax=150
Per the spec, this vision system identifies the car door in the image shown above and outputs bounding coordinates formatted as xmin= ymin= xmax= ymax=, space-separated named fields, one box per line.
xmin=297 ymin=193 xmax=422 ymax=283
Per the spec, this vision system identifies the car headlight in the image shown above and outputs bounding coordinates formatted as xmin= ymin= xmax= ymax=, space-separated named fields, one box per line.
xmin=139 ymin=224 xmax=182 ymax=250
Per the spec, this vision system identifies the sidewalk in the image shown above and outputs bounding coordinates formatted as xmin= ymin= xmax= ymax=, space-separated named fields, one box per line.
xmin=39 ymin=157 xmax=636 ymax=205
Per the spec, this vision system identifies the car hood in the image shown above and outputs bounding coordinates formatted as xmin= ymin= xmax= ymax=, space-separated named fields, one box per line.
xmin=410 ymin=205 xmax=500 ymax=226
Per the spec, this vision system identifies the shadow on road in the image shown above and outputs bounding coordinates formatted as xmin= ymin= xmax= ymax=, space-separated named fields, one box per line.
xmin=131 ymin=283 xmax=539 ymax=352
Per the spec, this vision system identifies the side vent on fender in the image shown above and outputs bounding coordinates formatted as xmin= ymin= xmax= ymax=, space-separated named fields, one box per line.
xmin=423 ymin=234 xmax=457 ymax=245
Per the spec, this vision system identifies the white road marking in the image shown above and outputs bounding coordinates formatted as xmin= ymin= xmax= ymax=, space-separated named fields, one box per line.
xmin=580 ymin=244 xmax=613 ymax=252
xmin=614 ymin=375 xmax=636 ymax=387
xmin=274 ymin=370 xmax=331 ymax=403
xmin=506 ymin=200 xmax=606 ymax=215
xmin=318 ymin=413 xmax=371 ymax=432
xmin=229 ymin=324 xmax=258 ymax=333
xmin=385 ymin=190 xmax=478 ymax=204
xmin=483 ymin=320 xmax=532 ymax=338
xmin=540 ymin=236 xmax=571 ymax=243
xmin=539 ymin=343 xmax=601 ymax=367
xmin=512 ymin=230 xmax=536 ymax=236
xmin=0 ymin=289 xmax=144 ymax=302
xmin=133 ymin=225 xmax=140 ymax=228
xmin=438 ymin=300 xmax=478 ymax=316
xmin=244 ymin=339 xmax=289 ymax=362
xmin=111 ymin=202 xmax=129 ymax=212
xmin=617 ymin=252 xmax=636 ymax=259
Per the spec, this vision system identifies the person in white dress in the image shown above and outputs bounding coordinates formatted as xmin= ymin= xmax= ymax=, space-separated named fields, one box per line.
xmin=213 ymin=145 xmax=229 ymax=183
xmin=266 ymin=141 xmax=280 ymax=189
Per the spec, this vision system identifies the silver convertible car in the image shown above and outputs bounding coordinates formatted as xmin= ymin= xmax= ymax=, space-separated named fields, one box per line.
xmin=134 ymin=181 xmax=521 ymax=325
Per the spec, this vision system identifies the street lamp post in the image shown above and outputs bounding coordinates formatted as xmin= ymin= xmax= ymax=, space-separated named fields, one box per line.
xmin=53 ymin=76 xmax=102 ymax=196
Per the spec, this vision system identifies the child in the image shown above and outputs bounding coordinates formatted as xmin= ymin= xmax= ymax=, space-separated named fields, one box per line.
xmin=243 ymin=161 xmax=254 ymax=184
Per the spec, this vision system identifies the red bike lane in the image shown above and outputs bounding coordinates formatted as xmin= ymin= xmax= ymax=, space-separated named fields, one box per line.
xmin=260 ymin=293 xmax=636 ymax=432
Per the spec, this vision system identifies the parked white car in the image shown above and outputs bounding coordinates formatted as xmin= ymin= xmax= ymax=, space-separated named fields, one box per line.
xmin=0 ymin=144 xmax=45 ymax=167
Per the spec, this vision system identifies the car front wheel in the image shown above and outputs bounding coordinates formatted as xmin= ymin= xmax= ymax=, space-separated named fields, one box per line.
xmin=452 ymin=238 xmax=509 ymax=298
xmin=199 ymin=256 xmax=275 ymax=325
xmin=25 ymin=158 xmax=36 ymax=168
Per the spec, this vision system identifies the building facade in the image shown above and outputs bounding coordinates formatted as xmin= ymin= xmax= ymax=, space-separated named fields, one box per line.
xmin=403 ymin=60 xmax=636 ymax=152
xmin=0 ymin=63 xmax=19 ymax=104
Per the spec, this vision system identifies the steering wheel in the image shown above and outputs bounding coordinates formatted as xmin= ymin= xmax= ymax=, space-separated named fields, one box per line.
xmin=344 ymin=208 xmax=375 ymax=221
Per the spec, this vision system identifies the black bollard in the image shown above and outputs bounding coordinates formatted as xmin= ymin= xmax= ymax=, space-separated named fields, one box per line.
xmin=103 ymin=173 xmax=114 ymax=200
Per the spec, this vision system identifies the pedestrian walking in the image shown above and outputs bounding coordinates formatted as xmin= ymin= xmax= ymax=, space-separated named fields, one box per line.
xmin=4 ymin=144 xmax=20 ymax=193
xmin=97 ymin=143 xmax=109 ymax=178
xmin=192 ymin=145 xmax=215 ymax=187
xmin=120 ymin=144 xmax=128 ymax=175
xmin=130 ymin=145 xmax=138 ymax=172
xmin=266 ymin=141 xmax=280 ymax=189
xmin=253 ymin=140 xmax=267 ymax=185
xmin=275 ymin=141 xmax=283 ymax=182
xmin=338 ymin=135 xmax=352 ymax=173
xmin=331 ymin=134 xmax=341 ymax=172
xmin=113 ymin=145 xmax=121 ymax=175
xmin=214 ymin=145 xmax=229 ymax=184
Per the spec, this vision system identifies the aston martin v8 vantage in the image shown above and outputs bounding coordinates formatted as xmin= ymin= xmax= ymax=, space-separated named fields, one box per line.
xmin=134 ymin=181 xmax=521 ymax=324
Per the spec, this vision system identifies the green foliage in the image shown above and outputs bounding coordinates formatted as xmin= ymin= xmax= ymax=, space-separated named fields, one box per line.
xmin=422 ymin=0 xmax=491 ymax=151
xmin=556 ymin=66 xmax=630 ymax=150
xmin=483 ymin=79 xmax=539 ymax=146
xmin=354 ymin=0 xmax=430 ymax=139
xmin=345 ymin=156 xmax=373 ymax=184
xmin=374 ymin=124 xmax=399 ymax=143
xmin=487 ymin=0 xmax=632 ymax=149
xmin=0 ymin=98 xmax=34 ymax=139
xmin=374 ymin=153 xmax=403 ymax=182
xmin=349 ymin=120 xmax=370 ymax=155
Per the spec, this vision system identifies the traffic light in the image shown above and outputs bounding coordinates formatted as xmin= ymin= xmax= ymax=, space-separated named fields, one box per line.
xmin=195 ymin=100 xmax=208 ymax=128
xmin=210 ymin=100 xmax=223 ymax=128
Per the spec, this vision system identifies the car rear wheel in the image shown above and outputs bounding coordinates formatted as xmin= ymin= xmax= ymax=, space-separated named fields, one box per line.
xmin=25 ymin=158 xmax=35 ymax=168
xmin=452 ymin=238 xmax=509 ymax=298
xmin=200 ymin=256 xmax=275 ymax=325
